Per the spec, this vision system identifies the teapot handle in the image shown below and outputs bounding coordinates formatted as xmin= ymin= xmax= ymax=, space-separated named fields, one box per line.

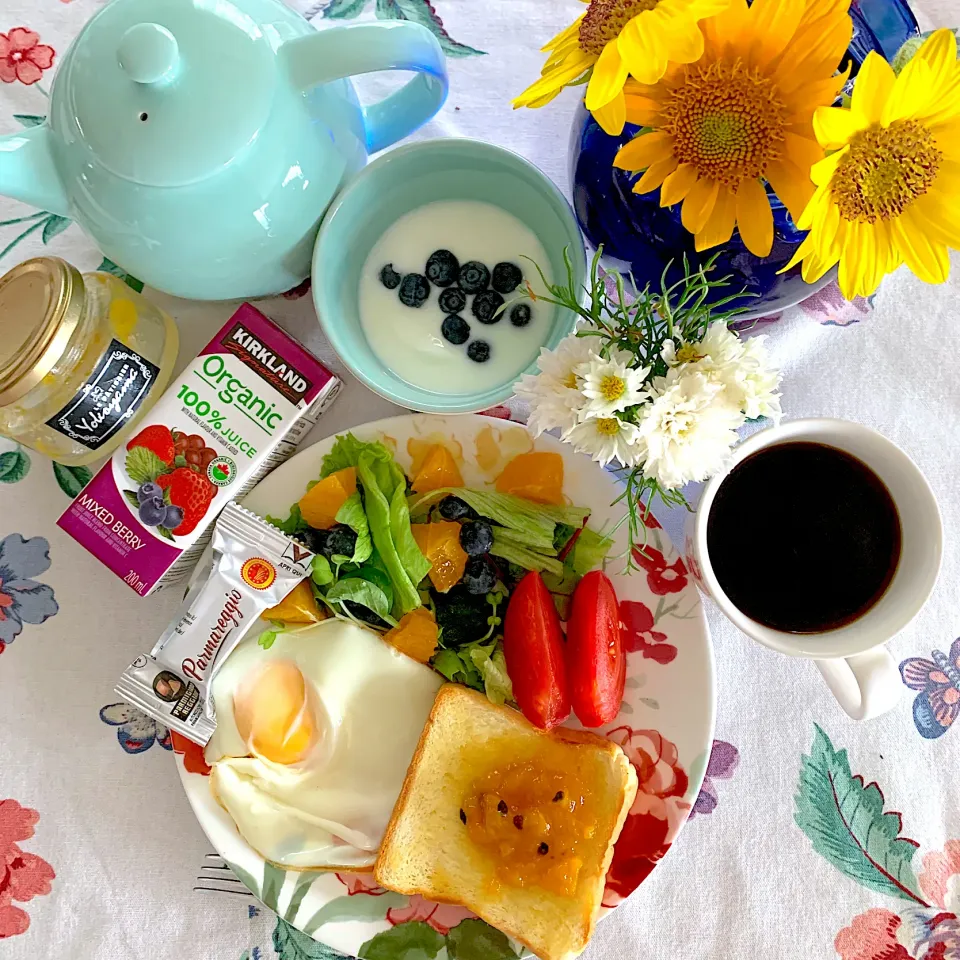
xmin=282 ymin=21 xmax=447 ymax=155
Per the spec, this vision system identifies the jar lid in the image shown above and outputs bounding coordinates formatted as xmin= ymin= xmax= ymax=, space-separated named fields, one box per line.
xmin=0 ymin=257 xmax=86 ymax=406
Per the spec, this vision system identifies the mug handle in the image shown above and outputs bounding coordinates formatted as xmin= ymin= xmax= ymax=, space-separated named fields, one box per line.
xmin=281 ymin=22 xmax=448 ymax=155
xmin=814 ymin=648 xmax=902 ymax=720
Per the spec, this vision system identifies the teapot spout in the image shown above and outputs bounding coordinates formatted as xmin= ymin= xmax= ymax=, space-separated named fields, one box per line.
xmin=0 ymin=124 xmax=70 ymax=218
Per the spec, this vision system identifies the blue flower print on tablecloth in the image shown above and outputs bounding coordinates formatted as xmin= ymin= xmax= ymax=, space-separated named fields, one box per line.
xmin=99 ymin=703 xmax=173 ymax=754
xmin=0 ymin=534 xmax=58 ymax=656
xmin=690 ymin=740 xmax=740 ymax=818
xmin=900 ymin=638 xmax=960 ymax=740
xmin=798 ymin=280 xmax=875 ymax=326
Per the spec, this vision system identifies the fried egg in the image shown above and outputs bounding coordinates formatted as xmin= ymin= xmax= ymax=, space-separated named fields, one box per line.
xmin=204 ymin=619 xmax=442 ymax=869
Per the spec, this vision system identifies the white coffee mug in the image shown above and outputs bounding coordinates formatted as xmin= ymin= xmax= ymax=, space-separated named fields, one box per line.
xmin=685 ymin=418 xmax=942 ymax=720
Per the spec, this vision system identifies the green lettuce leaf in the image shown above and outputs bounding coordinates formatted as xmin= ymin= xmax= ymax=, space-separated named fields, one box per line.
xmin=489 ymin=534 xmax=564 ymax=578
xmin=335 ymin=492 xmax=373 ymax=564
xmin=413 ymin=487 xmax=590 ymax=551
xmin=390 ymin=483 xmax=431 ymax=586
xmin=320 ymin=433 xmax=382 ymax=478
xmin=357 ymin=452 xmax=424 ymax=616
xmin=266 ymin=503 xmax=308 ymax=537
xmin=469 ymin=643 xmax=513 ymax=705
xmin=326 ymin=577 xmax=394 ymax=623
xmin=310 ymin=554 xmax=334 ymax=586
xmin=567 ymin=527 xmax=614 ymax=575
xmin=353 ymin=558 xmax=394 ymax=611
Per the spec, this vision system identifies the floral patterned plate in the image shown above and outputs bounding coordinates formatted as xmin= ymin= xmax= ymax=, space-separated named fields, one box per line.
xmin=175 ymin=413 xmax=716 ymax=959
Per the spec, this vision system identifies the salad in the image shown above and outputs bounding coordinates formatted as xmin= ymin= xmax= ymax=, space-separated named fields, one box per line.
xmin=265 ymin=432 xmax=623 ymax=728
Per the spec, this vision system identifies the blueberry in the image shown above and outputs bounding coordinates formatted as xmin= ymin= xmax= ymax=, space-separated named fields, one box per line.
xmin=440 ymin=314 xmax=471 ymax=346
xmin=472 ymin=290 xmax=505 ymax=324
xmin=467 ymin=340 xmax=491 ymax=363
xmin=326 ymin=523 xmax=358 ymax=558
xmin=438 ymin=495 xmax=478 ymax=521
xmin=301 ymin=527 xmax=331 ymax=555
xmin=509 ymin=303 xmax=532 ymax=327
xmin=460 ymin=520 xmax=494 ymax=556
xmin=459 ymin=261 xmax=490 ymax=294
xmin=137 ymin=481 xmax=163 ymax=504
xmin=138 ymin=496 xmax=167 ymax=526
xmin=398 ymin=273 xmax=430 ymax=308
xmin=462 ymin=555 xmax=497 ymax=595
xmin=425 ymin=250 xmax=459 ymax=288
xmin=438 ymin=287 xmax=467 ymax=314
xmin=380 ymin=264 xmax=402 ymax=289
xmin=342 ymin=600 xmax=389 ymax=628
xmin=162 ymin=504 xmax=184 ymax=529
xmin=492 ymin=262 xmax=523 ymax=294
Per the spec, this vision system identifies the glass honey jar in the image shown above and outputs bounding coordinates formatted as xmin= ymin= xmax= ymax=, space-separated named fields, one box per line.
xmin=0 ymin=257 xmax=179 ymax=466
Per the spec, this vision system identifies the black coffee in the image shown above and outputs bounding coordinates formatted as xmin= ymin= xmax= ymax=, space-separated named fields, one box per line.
xmin=706 ymin=441 xmax=901 ymax=633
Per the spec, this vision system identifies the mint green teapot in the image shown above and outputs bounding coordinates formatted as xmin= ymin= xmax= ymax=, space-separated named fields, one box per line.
xmin=0 ymin=0 xmax=447 ymax=299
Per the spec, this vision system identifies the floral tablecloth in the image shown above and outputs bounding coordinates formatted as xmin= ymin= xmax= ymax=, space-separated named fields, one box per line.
xmin=1 ymin=2 xmax=959 ymax=959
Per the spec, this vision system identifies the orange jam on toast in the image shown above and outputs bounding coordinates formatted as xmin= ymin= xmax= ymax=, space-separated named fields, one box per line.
xmin=461 ymin=761 xmax=597 ymax=896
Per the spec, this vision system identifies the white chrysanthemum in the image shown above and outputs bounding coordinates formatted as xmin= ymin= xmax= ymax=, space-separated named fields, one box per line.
xmin=575 ymin=354 xmax=651 ymax=418
xmin=662 ymin=321 xmax=744 ymax=373
xmin=726 ymin=335 xmax=783 ymax=422
xmin=514 ymin=332 xmax=595 ymax=436
xmin=637 ymin=371 xmax=744 ymax=489
xmin=563 ymin=414 xmax=643 ymax=469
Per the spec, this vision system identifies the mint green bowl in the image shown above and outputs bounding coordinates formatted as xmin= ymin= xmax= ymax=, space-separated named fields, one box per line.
xmin=312 ymin=138 xmax=586 ymax=413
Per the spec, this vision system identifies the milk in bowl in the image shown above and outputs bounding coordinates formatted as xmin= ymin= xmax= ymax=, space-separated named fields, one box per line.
xmin=358 ymin=200 xmax=552 ymax=396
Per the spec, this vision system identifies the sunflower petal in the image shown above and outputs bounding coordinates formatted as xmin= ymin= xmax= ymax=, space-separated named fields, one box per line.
xmin=585 ymin=41 xmax=629 ymax=110
xmin=882 ymin=57 xmax=935 ymax=126
xmin=932 ymin=118 xmax=960 ymax=162
xmin=914 ymin=191 xmax=960 ymax=247
xmin=623 ymin=93 xmax=663 ymax=126
xmin=633 ymin=157 xmax=680 ymax=194
xmin=736 ymin=178 xmax=774 ymax=256
xmin=748 ymin=0 xmax=804 ymax=72
xmin=660 ymin=163 xmax=700 ymax=206
xmin=681 ymin=176 xmax=720 ymax=234
xmin=850 ymin=52 xmax=896 ymax=126
xmin=614 ymin=131 xmax=673 ymax=170
xmin=513 ymin=49 xmax=595 ymax=107
xmin=809 ymin=147 xmax=847 ymax=187
xmin=592 ymin=92 xmax=627 ymax=135
xmin=700 ymin=0 xmax=749 ymax=55
xmin=767 ymin=156 xmax=817 ymax=221
xmin=814 ymin=106 xmax=864 ymax=150
xmin=659 ymin=11 xmax=705 ymax=64
xmin=542 ymin=17 xmax=585 ymax=54
xmin=783 ymin=133 xmax=825 ymax=178
xmin=780 ymin=233 xmax=816 ymax=274
xmin=915 ymin=28 xmax=958 ymax=91
xmin=618 ymin=16 xmax=667 ymax=84
xmin=695 ymin=186 xmax=738 ymax=250
xmin=891 ymin=207 xmax=951 ymax=284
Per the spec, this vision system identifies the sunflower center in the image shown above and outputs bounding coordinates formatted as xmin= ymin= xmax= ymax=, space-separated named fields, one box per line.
xmin=831 ymin=120 xmax=942 ymax=223
xmin=662 ymin=59 xmax=786 ymax=186
xmin=595 ymin=417 xmax=622 ymax=436
xmin=599 ymin=374 xmax=626 ymax=402
xmin=579 ymin=0 xmax=660 ymax=55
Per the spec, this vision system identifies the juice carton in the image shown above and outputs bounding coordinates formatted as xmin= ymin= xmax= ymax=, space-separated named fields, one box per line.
xmin=57 ymin=303 xmax=340 ymax=595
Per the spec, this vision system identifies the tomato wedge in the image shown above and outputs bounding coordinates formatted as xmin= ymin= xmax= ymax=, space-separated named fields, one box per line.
xmin=566 ymin=570 xmax=625 ymax=727
xmin=503 ymin=571 xmax=571 ymax=730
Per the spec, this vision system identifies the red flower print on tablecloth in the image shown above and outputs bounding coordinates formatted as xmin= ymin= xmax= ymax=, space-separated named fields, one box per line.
xmin=0 ymin=799 xmax=55 ymax=939
xmin=171 ymin=732 xmax=211 ymax=776
xmin=619 ymin=600 xmax=677 ymax=664
xmin=603 ymin=726 xmax=689 ymax=904
xmin=336 ymin=872 xmax=386 ymax=896
xmin=799 ymin=279 xmax=873 ymax=327
xmin=632 ymin=546 xmax=688 ymax=595
xmin=0 ymin=29 xmax=55 ymax=86
xmin=836 ymin=909 xmax=913 ymax=960
xmin=386 ymin=895 xmax=474 ymax=934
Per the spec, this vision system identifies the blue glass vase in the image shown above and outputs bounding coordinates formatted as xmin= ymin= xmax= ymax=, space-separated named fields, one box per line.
xmin=568 ymin=0 xmax=919 ymax=311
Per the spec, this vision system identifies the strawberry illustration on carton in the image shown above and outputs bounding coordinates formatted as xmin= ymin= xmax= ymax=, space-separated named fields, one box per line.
xmin=57 ymin=304 xmax=341 ymax=596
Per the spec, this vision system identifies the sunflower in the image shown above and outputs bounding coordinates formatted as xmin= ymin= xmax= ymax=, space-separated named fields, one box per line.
xmin=783 ymin=29 xmax=960 ymax=299
xmin=613 ymin=0 xmax=853 ymax=257
xmin=513 ymin=0 xmax=730 ymax=136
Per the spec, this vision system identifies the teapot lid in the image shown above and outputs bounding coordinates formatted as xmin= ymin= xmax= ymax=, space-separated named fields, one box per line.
xmin=62 ymin=0 xmax=278 ymax=187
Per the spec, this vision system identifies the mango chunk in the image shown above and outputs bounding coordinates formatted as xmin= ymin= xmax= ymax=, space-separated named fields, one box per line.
xmin=411 ymin=445 xmax=463 ymax=494
xmin=495 ymin=452 xmax=564 ymax=505
xmin=412 ymin=521 xmax=468 ymax=593
xmin=384 ymin=607 xmax=438 ymax=663
xmin=298 ymin=467 xmax=356 ymax=529
xmin=263 ymin=580 xmax=326 ymax=624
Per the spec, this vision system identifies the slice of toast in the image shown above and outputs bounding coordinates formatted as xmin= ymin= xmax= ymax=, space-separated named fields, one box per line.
xmin=375 ymin=685 xmax=638 ymax=960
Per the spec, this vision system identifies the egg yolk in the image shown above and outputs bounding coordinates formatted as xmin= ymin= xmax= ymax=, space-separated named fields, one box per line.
xmin=234 ymin=661 xmax=314 ymax=765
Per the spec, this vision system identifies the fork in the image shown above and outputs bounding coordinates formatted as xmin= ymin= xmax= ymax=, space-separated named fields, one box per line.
xmin=195 ymin=852 xmax=255 ymax=897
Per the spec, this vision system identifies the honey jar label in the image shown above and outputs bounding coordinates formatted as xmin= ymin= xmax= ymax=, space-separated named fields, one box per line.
xmin=45 ymin=339 xmax=160 ymax=450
